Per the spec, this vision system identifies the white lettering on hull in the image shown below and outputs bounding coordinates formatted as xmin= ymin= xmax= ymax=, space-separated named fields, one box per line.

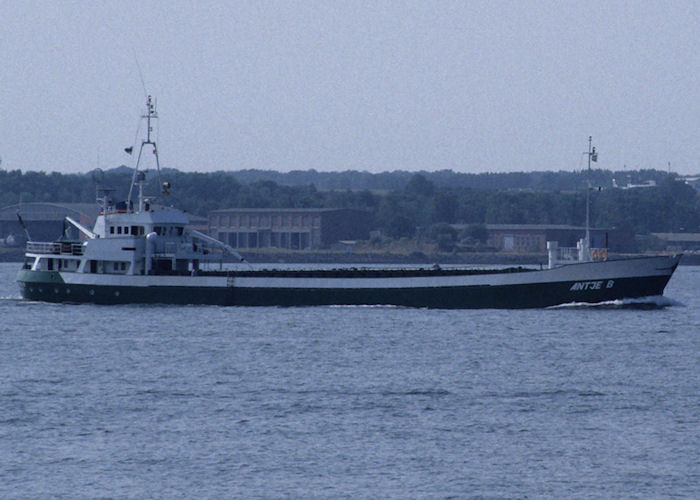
xmin=570 ymin=280 xmax=614 ymax=291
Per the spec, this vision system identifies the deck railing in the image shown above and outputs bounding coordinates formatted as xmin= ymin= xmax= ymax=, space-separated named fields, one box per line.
xmin=26 ymin=241 xmax=84 ymax=256
xmin=547 ymin=240 xmax=607 ymax=268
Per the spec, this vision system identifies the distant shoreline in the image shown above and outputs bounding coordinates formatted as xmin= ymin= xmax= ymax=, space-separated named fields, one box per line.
xmin=3 ymin=247 xmax=696 ymax=265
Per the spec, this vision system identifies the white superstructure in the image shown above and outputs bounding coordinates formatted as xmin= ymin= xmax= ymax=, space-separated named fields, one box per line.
xmin=23 ymin=96 xmax=241 ymax=278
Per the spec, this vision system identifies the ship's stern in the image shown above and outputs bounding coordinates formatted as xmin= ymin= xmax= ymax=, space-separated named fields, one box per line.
xmin=17 ymin=269 xmax=66 ymax=302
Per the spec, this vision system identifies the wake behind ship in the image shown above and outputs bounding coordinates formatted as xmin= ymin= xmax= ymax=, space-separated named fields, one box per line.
xmin=16 ymin=100 xmax=681 ymax=308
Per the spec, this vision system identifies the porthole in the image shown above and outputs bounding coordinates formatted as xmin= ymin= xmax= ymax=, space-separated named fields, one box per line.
xmin=89 ymin=289 xmax=95 ymax=296
xmin=54 ymin=288 xmax=59 ymax=294
xmin=114 ymin=291 xmax=120 ymax=297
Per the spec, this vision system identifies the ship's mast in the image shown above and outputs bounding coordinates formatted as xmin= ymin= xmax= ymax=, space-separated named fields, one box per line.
xmin=584 ymin=136 xmax=597 ymax=256
xmin=127 ymin=95 xmax=163 ymax=212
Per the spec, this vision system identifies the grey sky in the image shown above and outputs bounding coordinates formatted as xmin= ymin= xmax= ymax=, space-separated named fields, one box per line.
xmin=1 ymin=1 xmax=698 ymax=175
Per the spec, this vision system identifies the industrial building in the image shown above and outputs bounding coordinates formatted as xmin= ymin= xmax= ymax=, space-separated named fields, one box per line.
xmin=0 ymin=202 xmax=99 ymax=246
xmin=474 ymin=224 xmax=636 ymax=253
xmin=208 ymin=208 xmax=372 ymax=250
xmin=650 ymin=232 xmax=700 ymax=252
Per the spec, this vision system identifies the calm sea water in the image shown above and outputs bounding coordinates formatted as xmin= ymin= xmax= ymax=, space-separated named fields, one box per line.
xmin=0 ymin=262 xmax=698 ymax=499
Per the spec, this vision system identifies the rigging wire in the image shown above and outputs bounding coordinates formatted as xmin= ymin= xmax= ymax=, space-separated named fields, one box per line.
xmin=132 ymin=50 xmax=149 ymax=100
xmin=130 ymin=117 xmax=142 ymax=155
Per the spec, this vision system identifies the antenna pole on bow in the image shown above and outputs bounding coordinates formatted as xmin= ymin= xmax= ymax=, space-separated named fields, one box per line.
xmin=584 ymin=136 xmax=598 ymax=258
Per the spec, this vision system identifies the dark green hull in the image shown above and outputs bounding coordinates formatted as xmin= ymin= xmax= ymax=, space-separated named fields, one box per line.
xmin=17 ymin=266 xmax=677 ymax=309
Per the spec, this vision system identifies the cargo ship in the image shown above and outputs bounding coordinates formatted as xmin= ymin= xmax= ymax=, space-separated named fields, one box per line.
xmin=17 ymin=100 xmax=681 ymax=308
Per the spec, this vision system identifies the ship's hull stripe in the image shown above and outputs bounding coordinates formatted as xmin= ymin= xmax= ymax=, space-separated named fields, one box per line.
xmin=42 ymin=255 xmax=678 ymax=289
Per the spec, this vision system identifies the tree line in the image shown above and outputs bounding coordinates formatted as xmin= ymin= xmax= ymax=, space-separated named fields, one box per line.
xmin=1 ymin=167 xmax=698 ymax=237
xmin=199 ymin=167 xmax=675 ymax=192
